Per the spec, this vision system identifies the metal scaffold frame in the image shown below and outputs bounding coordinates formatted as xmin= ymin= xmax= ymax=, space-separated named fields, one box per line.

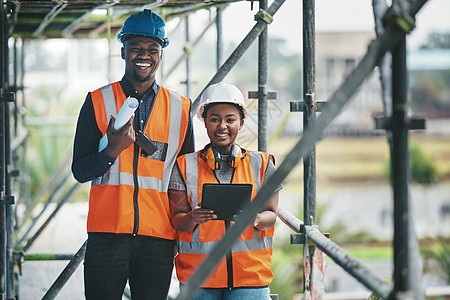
xmin=0 ymin=0 xmax=433 ymax=299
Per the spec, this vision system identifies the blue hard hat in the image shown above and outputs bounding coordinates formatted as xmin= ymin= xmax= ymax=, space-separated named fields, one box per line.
xmin=117 ymin=9 xmax=169 ymax=48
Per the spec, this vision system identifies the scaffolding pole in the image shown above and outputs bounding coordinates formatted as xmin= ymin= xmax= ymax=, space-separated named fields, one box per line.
xmin=184 ymin=15 xmax=191 ymax=97
xmin=5 ymin=96 xmax=14 ymax=300
xmin=215 ymin=6 xmax=223 ymax=70
xmin=302 ymin=0 xmax=318 ymax=295
xmin=392 ymin=26 xmax=411 ymax=299
xmin=390 ymin=2 xmax=424 ymax=298
xmin=1 ymin=2 xmax=8 ymax=297
xmin=257 ymin=0 xmax=269 ymax=152
xmin=18 ymin=40 xmax=29 ymax=210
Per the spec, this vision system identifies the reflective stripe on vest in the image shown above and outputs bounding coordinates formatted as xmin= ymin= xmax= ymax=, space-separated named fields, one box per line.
xmin=92 ymin=84 xmax=183 ymax=192
xmin=177 ymin=235 xmax=273 ymax=254
xmin=178 ymin=151 xmax=273 ymax=254
xmin=101 ymin=84 xmax=120 ymax=175
xmin=249 ymin=150 xmax=262 ymax=192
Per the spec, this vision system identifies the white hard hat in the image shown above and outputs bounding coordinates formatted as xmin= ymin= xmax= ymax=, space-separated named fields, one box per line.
xmin=197 ymin=82 xmax=247 ymax=121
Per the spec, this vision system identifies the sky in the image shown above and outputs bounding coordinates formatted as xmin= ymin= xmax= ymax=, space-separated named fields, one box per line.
xmin=209 ymin=0 xmax=450 ymax=53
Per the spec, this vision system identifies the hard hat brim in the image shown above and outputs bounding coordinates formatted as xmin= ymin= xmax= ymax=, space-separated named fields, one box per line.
xmin=119 ymin=34 xmax=168 ymax=48
xmin=197 ymin=102 xmax=247 ymax=122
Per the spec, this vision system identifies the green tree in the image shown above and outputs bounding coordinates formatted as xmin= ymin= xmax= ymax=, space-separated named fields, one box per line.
xmin=422 ymin=237 xmax=450 ymax=284
xmin=383 ymin=142 xmax=439 ymax=184
xmin=420 ymin=32 xmax=450 ymax=49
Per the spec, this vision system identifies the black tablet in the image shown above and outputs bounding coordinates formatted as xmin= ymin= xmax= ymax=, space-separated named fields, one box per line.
xmin=201 ymin=183 xmax=253 ymax=221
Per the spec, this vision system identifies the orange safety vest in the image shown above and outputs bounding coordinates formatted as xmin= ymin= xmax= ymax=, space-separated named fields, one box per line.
xmin=175 ymin=148 xmax=275 ymax=288
xmin=88 ymin=82 xmax=191 ymax=239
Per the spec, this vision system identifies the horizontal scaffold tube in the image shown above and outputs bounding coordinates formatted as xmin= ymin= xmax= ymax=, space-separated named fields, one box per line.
xmin=277 ymin=205 xmax=303 ymax=233
xmin=22 ymin=253 xmax=75 ymax=261
xmin=305 ymin=226 xmax=391 ymax=299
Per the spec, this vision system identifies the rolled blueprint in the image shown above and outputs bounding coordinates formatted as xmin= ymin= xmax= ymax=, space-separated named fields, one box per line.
xmin=98 ymin=97 xmax=139 ymax=152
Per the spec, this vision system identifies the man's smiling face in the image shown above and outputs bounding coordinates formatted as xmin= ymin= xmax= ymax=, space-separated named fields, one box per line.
xmin=122 ymin=36 xmax=163 ymax=84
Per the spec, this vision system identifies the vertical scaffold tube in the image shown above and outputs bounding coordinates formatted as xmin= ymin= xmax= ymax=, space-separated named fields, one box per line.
xmin=302 ymin=0 xmax=317 ymax=295
xmin=258 ymin=0 xmax=268 ymax=152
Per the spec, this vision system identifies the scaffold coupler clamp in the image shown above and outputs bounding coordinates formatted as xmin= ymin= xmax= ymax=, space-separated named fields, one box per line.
xmin=254 ymin=9 xmax=273 ymax=24
xmin=374 ymin=114 xmax=426 ymax=131
xmin=0 ymin=88 xmax=15 ymax=103
xmin=183 ymin=42 xmax=194 ymax=55
xmin=382 ymin=2 xmax=415 ymax=34
xmin=291 ymin=224 xmax=318 ymax=246
xmin=13 ymin=250 xmax=24 ymax=276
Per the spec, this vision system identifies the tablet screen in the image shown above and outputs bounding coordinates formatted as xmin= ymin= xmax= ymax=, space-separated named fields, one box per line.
xmin=201 ymin=183 xmax=252 ymax=221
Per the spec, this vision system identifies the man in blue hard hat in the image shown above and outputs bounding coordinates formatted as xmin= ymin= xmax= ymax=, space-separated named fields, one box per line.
xmin=72 ymin=9 xmax=195 ymax=299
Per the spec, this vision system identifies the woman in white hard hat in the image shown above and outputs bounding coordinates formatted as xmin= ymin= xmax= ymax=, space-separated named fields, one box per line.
xmin=168 ymin=82 xmax=281 ymax=299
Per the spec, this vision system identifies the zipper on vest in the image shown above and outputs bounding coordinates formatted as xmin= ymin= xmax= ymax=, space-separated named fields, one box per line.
xmin=225 ymin=220 xmax=234 ymax=289
xmin=132 ymin=143 xmax=140 ymax=236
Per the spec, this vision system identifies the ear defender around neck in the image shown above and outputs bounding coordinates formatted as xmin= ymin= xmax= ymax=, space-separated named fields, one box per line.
xmin=201 ymin=144 xmax=244 ymax=170
xmin=228 ymin=144 xmax=243 ymax=168
xmin=204 ymin=146 xmax=221 ymax=170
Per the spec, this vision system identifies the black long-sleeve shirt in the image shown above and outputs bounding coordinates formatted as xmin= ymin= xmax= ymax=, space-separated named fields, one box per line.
xmin=72 ymin=78 xmax=195 ymax=183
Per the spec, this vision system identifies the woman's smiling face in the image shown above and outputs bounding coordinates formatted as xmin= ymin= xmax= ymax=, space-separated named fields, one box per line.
xmin=204 ymin=103 xmax=244 ymax=154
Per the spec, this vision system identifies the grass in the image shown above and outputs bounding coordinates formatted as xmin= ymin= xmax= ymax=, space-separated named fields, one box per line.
xmin=334 ymin=245 xmax=393 ymax=260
